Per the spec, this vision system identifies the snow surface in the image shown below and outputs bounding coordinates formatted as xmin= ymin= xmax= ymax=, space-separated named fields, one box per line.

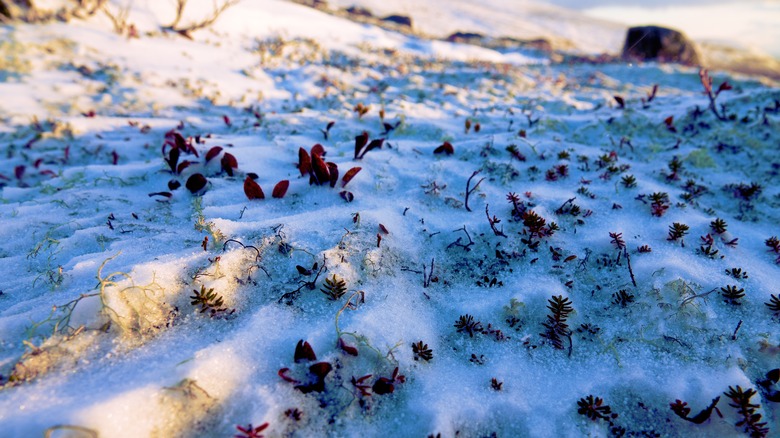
xmin=324 ymin=0 xmax=626 ymax=52
xmin=0 ymin=0 xmax=779 ymax=437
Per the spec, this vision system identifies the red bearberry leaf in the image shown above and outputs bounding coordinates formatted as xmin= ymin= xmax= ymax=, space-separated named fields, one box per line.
xmin=338 ymin=337 xmax=358 ymax=356
xmin=243 ymin=176 xmax=264 ymax=200
xmin=309 ymin=362 xmax=332 ymax=379
xmin=148 ymin=191 xmax=173 ymax=200
xmin=372 ymin=377 xmax=394 ymax=395
xmin=294 ymin=340 xmax=317 ymax=362
xmin=354 ymin=131 xmax=369 ymax=159
xmin=177 ymin=160 xmax=191 ymax=174
xmin=310 ymin=143 xmax=326 ymax=158
xmin=166 ymin=147 xmax=180 ymax=173
xmin=358 ymin=138 xmax=384 ymax=159
xmin=342 ymin=167 xmax=361 ymax=188
xmin=186 ymin=174 xmax=208 ymax=194
xmin=278 ymin=368 xmax=300 ymax=384
xmin=298 ymin=147 xmax=311 ymax=177
xmin=272 ymin=180 xmax=289 ymax=198
xmin=327 ymin=162 xmax=339 ymax=188
xmin=221 ymin=153 xmax=238 ymax=176
xmin=433 ymin=141 xmax=454 ymax=155
xmin=311 ymin=153 xmax=330 ymax=185
xmin=205 ymin=146 xmax=223 ymax=162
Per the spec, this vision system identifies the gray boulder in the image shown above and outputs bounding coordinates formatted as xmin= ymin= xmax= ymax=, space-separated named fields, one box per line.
xmin=622 ymin=25 xmax=700 ymax=65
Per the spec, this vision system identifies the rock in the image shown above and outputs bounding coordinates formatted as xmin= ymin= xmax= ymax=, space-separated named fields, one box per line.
xmin=295 ymin=0 xmax=327 ymax=9
xmin=622 ymin=25 xmax=700 ymax=65
xmin=494 ymin=37 xmax=553 ymax=52
xmin=345 ymin=6 xmax=372 ymax=17
xmin=525 ymin=38 xmax=553 ymax=52
xmin=447 ymin=32 xmax=485 ymax=43
xmin=0 ymin=1 xmax=10 ymax=19
xmin=381 ymin=14 xmax=412 ymax=28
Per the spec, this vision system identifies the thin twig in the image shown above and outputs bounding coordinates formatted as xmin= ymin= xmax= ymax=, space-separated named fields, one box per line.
xmin=278 ymin=256 xmax=326 ymax=304
xmin=161 ymin=0 xmax=239 ymax=38
xmin=422 ymin=258 xmax=435 ymax=288
xmin=464 ymin=170 xmax=485 ymax=212
xmin=732 ymin=320 xmax=743 ymax=340
xmin=222 ymin=238 xmax=261 ymax=261
xmin=624 ymin=248 xmax=637 ymax=287
xmin=679 ymin=287 xmax=718 ymax=308
xmin=448 ymin=226 xmax=474 ymax=251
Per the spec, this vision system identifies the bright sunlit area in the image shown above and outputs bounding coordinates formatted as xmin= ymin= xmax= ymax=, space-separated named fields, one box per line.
xmin=548 ymin=0 xmax=780 ymax=57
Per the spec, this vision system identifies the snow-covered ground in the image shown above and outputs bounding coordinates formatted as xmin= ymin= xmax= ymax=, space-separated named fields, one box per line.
xmin=0 ymin=0 xmax=779 ymax=437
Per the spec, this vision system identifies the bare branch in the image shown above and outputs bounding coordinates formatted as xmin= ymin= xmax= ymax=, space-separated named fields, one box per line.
xmin=464 ymin=170 xmax=484 ymax=212
xmin=448 ymin=226 xmax=474 ymax=251
xmin=161 ymin=0 xmax=240 ymax=38
xmin=624 ymin=248 xmax=637 ymax=288
xmin=422 ymin=258 xmax=435 ymax=288
xmin=101 ymin=1 xmax=132 ymax=35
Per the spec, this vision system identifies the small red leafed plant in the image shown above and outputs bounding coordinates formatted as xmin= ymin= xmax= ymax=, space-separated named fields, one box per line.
xmin=433 ymin=141 xmax=454 ymax=155
xmin=699 ymin=68 xmax=733 ymax=121
xmin=278 ymin=340 xmax=333 ymax=394
xmin=296 ymin=143 xmax=362 ymax=201
xmin=235 ymin=423 xmax=268 ymax=438
xmin=351 ymin=367 xmax=405 ymax=397
xmin=353 ymin=131 xmax=384 ymax=160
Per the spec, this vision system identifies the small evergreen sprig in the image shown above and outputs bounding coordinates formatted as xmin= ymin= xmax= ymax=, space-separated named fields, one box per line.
xmin=522 ymin=210 xmax=558 ymax=239
xmin=721 ymin=285 xmax=745 ymax=305
xmin=765 ymin=294 xmax=780 ymax=316
xmin=454 ymin=314 xmax=483 ymax=337
xmin=540 ymin=295 xmax=573 ymax=351
xmin=665 ymin=156 xmax=684 ymax=181
xmin=726 ymin=268 xmax=748 ymax=279
xmin=723 ymin=386 xmax=769 ymax=438
xmin=728 ymin=182 xmax=763 ymax=203
xmin=506 ymin=192 xmax=526 ymax=220
xmin=321 ymin=274 xmax=347 ymax=300
xmin=649 ymin=192 xmax=670 ymax=217
xmin=577 ymin=395 xmax=615 ymax=422
xmin=766 ymin=237 xmax=780 ymax=264
xmin=711 ymin=218 xmax=728 ymax=234
xmin=190 ymin=285 xmax=227 ymax=316
xmin=621 ymin=174 xmax=637 ymax=188
xmin=698 ymin=234 xmax=720 ymax=259
xmin=609 ymin=232 xmax=626 ymax=251
xmin=612 ymin=290 xmax=635 ymax=307
xmin=669 ymin=397 xmax=720 ymax=424
xmin=667 ymin=223 xmax=690 ymax=246
xmin=412 ymin=341 xmax=433 ymax=361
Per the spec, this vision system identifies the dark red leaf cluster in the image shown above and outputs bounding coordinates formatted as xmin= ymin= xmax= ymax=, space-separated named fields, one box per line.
xmin=278 ymin=340 xmax=333 ymax=394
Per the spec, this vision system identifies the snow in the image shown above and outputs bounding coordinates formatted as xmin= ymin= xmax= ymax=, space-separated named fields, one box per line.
xmin=0 ymin=0 xmax=779 ymax=437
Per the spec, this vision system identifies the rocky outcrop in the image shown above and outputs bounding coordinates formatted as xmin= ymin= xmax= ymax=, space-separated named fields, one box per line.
xmin=381 ymin=14 xmax=412 ymax=29
xmin=446 ymin=32 xmax=485 ymax=43
xmin=344 ymin=6 xmax=372 ymax=18
xmin=622 ymin=25 xmax=700 ymax=65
